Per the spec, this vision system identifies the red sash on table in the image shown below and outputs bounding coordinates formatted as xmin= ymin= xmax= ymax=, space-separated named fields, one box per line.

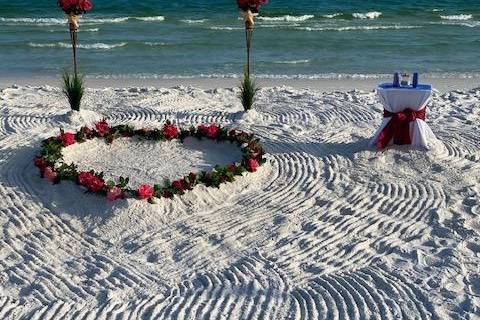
xmin=376 ymin=108 xmax=426 ymax=150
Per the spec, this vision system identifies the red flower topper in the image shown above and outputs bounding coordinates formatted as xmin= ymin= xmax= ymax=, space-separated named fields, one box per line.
xmin=237 ymin=0 xmax=268 ymax=12
xmin=58 ymin=0 xmax=93 ymax=15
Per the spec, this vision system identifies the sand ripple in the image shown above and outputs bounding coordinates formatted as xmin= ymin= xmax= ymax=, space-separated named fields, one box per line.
xmin=0 ymin=85 xmax=479 ymax=318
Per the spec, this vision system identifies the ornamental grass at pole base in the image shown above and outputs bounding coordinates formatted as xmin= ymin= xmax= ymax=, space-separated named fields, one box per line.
xmin=240 ymin=70 xmax=259 ymax=111
xmin=62 ymin=72 xmax=84 ymax=111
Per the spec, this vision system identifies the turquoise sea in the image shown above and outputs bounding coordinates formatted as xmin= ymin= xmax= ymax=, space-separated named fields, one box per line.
xmin=0 ymin=0 xmax=479 ymax=79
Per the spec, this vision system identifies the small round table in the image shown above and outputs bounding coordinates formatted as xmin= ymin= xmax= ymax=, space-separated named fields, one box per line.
xmin=371 ymin=83 xmax=437 ymax=150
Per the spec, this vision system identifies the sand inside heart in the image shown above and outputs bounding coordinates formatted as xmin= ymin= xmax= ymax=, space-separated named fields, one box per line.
xmin=62 ymin=136 xmax=243 ymax=188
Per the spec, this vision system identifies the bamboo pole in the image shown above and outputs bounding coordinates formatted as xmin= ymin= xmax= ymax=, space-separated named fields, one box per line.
xmin=68 ymin=14 xmax=79 ymax=77
xmin=244 ymin=9 xmax=255 ymax=78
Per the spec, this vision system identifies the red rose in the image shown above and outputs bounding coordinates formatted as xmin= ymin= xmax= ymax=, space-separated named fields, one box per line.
xmin=58 ymin=0 xmax=93 ymax=14
xmin=78 ymin=0 xmax=93 ymax=11
xmin=60 ymin=132 xmax=76 ymax=146
xmin=78 ymin=171 xmax=103 ymax=192
xmin=163 ymin=123 xmax=179 ymax=140
xmin=172 ymin=180 xmax=185 ymax=194
xmin=246 ymin=158 xmax=259 ymax=172
xmin=78 ymin=171 xmax=94 ymax=186
xmin=95 ymin=119 xmax=110 ymax=137
xmin=80 ymin=126 xmax=93 ymax=137
xmin=58 ymin=0 xmax=74 ymax=12
xmin=87 ymin=176 xmax=104 ymax=192
xmin=162 ymin=190 xmax=174 ymax=199
xmin=199 ymin=123 xmax=218 ymax=139
xmin=34 ymin=156 xmax=48 ymax=171
xmin=237 ymin=0 xmax=268 ymax=11
xmin=206 ymin=124 xmax=218 ymax=139
xmin=138 ymin=184 xmax=154 ymax=200
xmin=44 ymin=167 xmax=57 ymax=182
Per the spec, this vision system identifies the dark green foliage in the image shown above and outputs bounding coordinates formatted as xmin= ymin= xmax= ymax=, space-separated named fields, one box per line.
xmin=62 ymin=72 xmax=84 ymax=111
xmin=239 ymin=70 xmax=259 ymax=111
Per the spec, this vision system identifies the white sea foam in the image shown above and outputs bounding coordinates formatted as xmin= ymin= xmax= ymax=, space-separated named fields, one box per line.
xmin=181 ymin=19 xmax=208 ymax=24
xmin=0 ymin=17 xmax=66 ymax=25
xmin=134 ymin=16 xmax=165 ymax=22
xmin=84 ymin=72 xmax=480 ymax=80
xmin=273 ymin=59 xmax=311 ymax=64
xmin=323 ymin=13 xmax=343 ymax=18
xmin=28 ymin=42 xmax=127 ymax=49
xmin=257 ymin=15 xmax=314 ymax=22
xmin=47 ymin=27 xmax=99 ymax=32
xmin=432 ymin=21 xmax=480 ymax=28
xmin=209 ymin=26 xmax=243 ymax=31
xmin=0 ymin=16 xmax=165 ymax=25
xmin=84 ymin=17 xmax=130 ymax=23
xmin=298 ymin=25 xmax=420 ymax=32
xmin=144 ymin=42 xmax=167 ymax=46
xmin=440 ymin=14 xmax=473 ymax=21
xmin=352 ymin=11 xmax=382 ymax=19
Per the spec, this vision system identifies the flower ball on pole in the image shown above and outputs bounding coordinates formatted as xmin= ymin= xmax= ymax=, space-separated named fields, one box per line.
xmin=58 ymin=0 xmax=93 ymax=111
xmin=236 ymin=0 xmax=268 ymax=111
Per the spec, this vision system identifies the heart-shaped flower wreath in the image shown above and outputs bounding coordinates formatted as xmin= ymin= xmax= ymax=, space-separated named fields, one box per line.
xmin=34 ymin=120 xmax=266 ymax=203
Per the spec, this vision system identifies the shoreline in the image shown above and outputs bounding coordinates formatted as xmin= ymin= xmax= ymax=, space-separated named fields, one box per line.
xmin=1 ymin=75 xmax=479 ymax=92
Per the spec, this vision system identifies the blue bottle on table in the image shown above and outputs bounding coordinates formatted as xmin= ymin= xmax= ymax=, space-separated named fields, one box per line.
xmin=412 ymin=73 xmax=419 ymax=88
xmin=393 ymin=72 xmax=400 ymax=87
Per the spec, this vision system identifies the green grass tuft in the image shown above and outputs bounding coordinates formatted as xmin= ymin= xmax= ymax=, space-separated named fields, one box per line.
xmin=239 ymin=70 xmax=259 ymax=111
xmin=62 ymin=72 xmax=84 ymax=111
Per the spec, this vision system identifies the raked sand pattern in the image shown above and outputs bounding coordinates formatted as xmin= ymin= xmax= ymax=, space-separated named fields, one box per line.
xmin=0 ymin=85 xmax=479 ymax=319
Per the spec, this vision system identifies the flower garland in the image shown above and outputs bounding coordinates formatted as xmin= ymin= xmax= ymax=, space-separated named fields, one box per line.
xmin=34 ymin=120 xmax=266 ymax=203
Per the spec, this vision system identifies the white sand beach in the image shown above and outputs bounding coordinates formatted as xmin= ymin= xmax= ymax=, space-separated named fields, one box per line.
xmin=0 ymin=80 xmax=479 ymax=319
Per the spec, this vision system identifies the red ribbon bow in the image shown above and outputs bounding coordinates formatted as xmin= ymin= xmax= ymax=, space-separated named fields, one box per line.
xmin=376 ymin=108 xmax=426 ymax=150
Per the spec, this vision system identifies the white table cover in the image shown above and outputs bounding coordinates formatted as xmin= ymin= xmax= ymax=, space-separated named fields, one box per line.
xmin=371 ymin=84 xmax=437 ymax=149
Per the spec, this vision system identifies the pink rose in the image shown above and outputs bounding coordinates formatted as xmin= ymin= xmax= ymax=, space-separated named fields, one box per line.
xmin=60 ymin=132 xmax=76 ymax=146
xmin=44 ymin=167 xmax=57 ymax=182
xmin=138 ymin=184 xmax=154 ymax=200
xmin=95 ymin=119 xmax=110 ymax=137
xmin=246 ymin=158 xmax=259 ymax=172
xmin=163 ymin=123 xmax=179 ymax=140
xmin=107 ymin=187 xmax=123 ymax=201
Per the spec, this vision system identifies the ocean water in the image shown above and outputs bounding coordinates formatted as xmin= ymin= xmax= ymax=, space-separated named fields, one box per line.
xmin=0 ymin=0 xmax=479 ymax=79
